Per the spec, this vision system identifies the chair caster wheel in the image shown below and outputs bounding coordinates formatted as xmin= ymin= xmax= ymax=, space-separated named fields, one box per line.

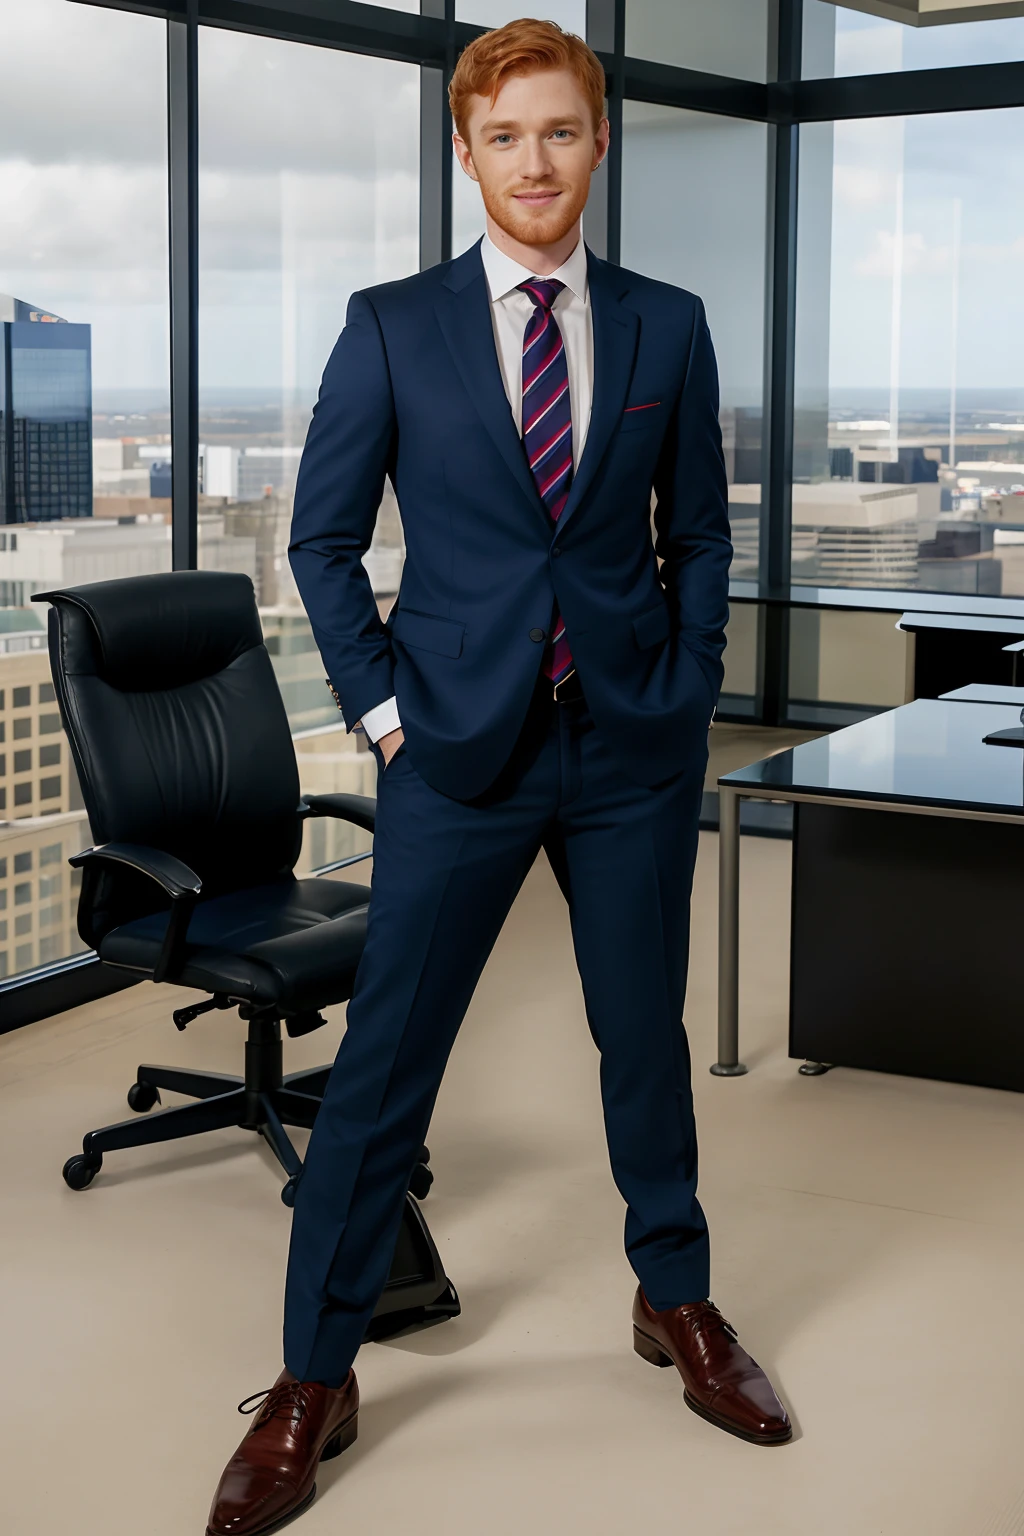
xmin=281 ymin=1175 xmax=299 ymax=1208
xmin=409 ymin=1162 xmax=434 ymax=1200
xmin=63 ymin=1154 xmax=102 ymax=1191
xmin=127 ymin=1081 xmax=161 ymax=1113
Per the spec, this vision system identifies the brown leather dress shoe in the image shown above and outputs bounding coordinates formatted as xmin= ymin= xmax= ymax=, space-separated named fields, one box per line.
xmin=207 ymin=1369 xmax=359 ymax=1536
xmin=632 ymin=1288 xmax=791 ymax=1445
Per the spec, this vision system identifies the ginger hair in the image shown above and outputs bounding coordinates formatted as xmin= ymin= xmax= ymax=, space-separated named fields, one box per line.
xmin=449 ymin=18 xmax=606 ymax=141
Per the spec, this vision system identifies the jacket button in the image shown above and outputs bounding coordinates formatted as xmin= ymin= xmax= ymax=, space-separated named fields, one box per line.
xmin=529 ymin=628 xmax=546 ymax=643
xmin=552 ymin=547 xmax=562 ymax=558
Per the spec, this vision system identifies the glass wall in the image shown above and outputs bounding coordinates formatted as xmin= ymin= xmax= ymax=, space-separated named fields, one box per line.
xmin=794 ymin=105 xmax=1024 ymax=598
xmin=197 ymin=28 xmax=420 ymax=872
xmin=621 ymin=103 xmax=768 ymax=594
xmin=804 ymin=1 xmax=1024 ymax=79
xmin=626 ymin=0 xmax=770 ymax=82
xmin=458 ymin=0 xmax=585 ymax=28
xmin=0 ymin=0 xmax=169 ymax=981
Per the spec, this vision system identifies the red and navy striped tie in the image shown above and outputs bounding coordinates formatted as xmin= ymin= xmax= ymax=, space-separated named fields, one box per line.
xmin=519 ymin=278 xmax=574 ymax=686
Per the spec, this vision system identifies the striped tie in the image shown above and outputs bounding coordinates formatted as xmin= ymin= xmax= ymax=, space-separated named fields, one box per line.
xmin=519 ymin=278 xmax=574 ymax=686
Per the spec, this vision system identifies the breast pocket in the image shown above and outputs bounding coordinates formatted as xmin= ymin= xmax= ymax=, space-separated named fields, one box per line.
xmin=619 ymin=398 xmax=669 ymax=434
xmin=392 ymin=608 xmax=465 ymax=659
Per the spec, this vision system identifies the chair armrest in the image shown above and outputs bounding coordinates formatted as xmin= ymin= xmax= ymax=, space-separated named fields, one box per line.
xmin=300 ymin=793 xmax=376 ymax=834
xmin=69 ymin=843 xmax=201 ymax=983
xmin=70 ymin=842 xmax=202 ymax=901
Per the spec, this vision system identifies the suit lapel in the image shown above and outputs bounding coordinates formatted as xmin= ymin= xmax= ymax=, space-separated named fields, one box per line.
xmin=435 ymin=241 xmax=547 ymax=525
xmin=556 ymin=250 xmax=639 ymax=535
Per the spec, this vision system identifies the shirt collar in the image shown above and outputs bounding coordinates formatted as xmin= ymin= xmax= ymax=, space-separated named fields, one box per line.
xmin=480 ymin=232 xmax=588 ymax=305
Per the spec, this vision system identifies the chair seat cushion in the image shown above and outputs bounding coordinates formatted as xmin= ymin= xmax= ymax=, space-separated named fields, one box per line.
xmin=99 ymin=876 xmax=369 ymax=1012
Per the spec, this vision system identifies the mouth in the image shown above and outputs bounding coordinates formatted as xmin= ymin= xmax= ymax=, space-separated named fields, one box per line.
xmin=512 ymin=190 xmax=562 ymax=208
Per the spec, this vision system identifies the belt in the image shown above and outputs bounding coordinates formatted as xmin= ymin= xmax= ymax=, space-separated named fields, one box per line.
xmin=552 ymin=668 xmax=584 ymax=704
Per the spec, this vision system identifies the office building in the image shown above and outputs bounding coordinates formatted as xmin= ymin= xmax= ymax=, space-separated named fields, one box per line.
xmin=1 ymin=297 xmax=92 ymax=525
xmin=5 ymin=4 xmax=1024 ymax=1535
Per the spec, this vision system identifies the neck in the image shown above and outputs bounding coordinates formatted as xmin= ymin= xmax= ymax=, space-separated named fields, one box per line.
xmin=484 ymin=215 xmax=582 ymax=276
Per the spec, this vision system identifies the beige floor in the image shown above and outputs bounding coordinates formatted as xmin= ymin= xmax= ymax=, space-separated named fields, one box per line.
xmin=3 ymin=832 xmax=1024 ymax=1536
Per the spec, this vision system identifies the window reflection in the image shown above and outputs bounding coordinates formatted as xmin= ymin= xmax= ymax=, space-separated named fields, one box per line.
xmin=795 ymin=108 xmax=1024 ymax=598
xmin=197 ymin=28 xmax=420 ymax=872
xmin=621 ymin=103 xmax=768 ymax=588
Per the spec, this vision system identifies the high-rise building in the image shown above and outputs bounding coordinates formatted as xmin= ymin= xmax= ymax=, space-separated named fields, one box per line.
xmin=1 ymin=296 xmax=92 ymax=526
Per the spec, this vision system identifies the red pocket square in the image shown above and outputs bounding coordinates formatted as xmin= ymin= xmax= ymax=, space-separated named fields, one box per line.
xmin=624 ymin=401 xmax=661 ymax=413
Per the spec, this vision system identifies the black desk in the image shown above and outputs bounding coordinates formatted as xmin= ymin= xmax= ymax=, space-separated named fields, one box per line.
xmin=941 ymin=683 xmax=1024 ymax=705
xmin=716 ymin=700 xmax=1024 ymax=1090
xmin=898 ymin=611 xmax=1024 ymax=698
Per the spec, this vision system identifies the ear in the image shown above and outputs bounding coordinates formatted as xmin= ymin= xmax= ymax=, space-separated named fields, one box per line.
xmin=592 ymin=115 xmax=610 ymax=172
xmin=452 ymin=131 xmax=479 ymax=184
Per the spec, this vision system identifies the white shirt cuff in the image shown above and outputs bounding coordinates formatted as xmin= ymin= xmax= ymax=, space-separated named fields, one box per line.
xmin=359 ymin=695 xmax=401 ymax=743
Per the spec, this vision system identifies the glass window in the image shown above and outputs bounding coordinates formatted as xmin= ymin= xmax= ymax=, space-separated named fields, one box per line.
xmin=720 ymin=602 xmax=761 ymax=719
xmin=458 ymin=1 xmax=586 ymax=28
xmin=0 ymin=0 xmax=168 ymax=982
xmin=626 ymin=0 xmax=770 ymax=83
xmin=621 ymin=103 xmax=768 ymax=583
xmin=198 ymin=28 xmax=420 ymax=874
xmin=788 ymin=607 xmax=909 ymax=728
xmin=794 ymin=107 xmax=1024 ymax=598
xmin=804 ymin=1 xmax=1024 ymax=78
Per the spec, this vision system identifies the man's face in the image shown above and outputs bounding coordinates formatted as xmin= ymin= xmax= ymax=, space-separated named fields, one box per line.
xmin=453 ymin=68 xmax=609 ymax=249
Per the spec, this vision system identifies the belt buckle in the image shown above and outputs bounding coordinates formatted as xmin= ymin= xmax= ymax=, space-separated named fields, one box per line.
xmin=552 ymin=668 xmax=577 ymax=703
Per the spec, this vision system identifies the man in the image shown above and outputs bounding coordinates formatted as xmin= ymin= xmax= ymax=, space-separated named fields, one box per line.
xmin=208 ymin=19 xmax=790 ymax=1536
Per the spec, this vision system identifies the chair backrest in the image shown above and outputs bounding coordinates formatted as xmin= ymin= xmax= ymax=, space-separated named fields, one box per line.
xmin=38 ymin=571 xmax=303 ymax=940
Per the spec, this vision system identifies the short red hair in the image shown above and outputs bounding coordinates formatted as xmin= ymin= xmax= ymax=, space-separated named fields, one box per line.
xmin=449 ymin=18 xmax=606 ymax=141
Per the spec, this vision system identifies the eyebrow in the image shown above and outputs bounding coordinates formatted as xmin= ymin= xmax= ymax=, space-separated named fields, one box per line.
xmin=479 ymin=114 xmax=586 ymax=133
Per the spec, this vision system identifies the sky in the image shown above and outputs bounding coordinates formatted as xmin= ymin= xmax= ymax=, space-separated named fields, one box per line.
xmin=1 ymin=0 xmax=1022 ymax=403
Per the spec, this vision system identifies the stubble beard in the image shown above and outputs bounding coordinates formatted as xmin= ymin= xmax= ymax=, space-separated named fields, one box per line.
xmin=479 ymin=176 xmax=590 ymax=251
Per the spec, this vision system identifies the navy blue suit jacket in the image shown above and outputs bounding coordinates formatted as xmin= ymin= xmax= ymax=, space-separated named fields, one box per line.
xmin=289 ymin=240 xmax=732 ymax=802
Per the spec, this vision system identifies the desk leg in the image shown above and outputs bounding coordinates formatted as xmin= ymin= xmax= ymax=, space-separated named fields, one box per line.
xmin=711 ymin=784 xmax=747 ymax=1077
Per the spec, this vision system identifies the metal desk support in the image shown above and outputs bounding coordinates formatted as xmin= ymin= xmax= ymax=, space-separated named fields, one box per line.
xmin=711 ymin=783 xmax=745 ymax=1076
xmin=712 ymin=782 xmax=1024 ymax=1078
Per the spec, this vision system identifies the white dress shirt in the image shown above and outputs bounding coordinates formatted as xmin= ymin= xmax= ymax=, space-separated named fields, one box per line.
xmin=359 ymin=233 xmax=594 ymax=746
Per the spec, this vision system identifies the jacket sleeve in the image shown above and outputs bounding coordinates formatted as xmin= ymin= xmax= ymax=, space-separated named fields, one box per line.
xmin=651 ymin=296 xmax=733 ymax=702
xmin=288 ymin=290 xmax=397 ymax=731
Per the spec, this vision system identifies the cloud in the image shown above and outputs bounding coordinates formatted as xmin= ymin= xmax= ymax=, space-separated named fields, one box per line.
xmin=0 ymin=0 xmax=422 ymax=386
xmin=853 ymin=228 xmax=1024 ymax=279
xmin=0 ymin=0 xmax=167 ymax=166
xmin=0 ymin=161 xmax=167 ymax=285
xmin=0 ymin=0 xmax=420 ymax=178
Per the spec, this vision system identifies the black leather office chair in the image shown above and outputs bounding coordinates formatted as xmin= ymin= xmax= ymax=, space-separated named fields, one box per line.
xmin=35 ymin=572 xmax=456 ymax=1336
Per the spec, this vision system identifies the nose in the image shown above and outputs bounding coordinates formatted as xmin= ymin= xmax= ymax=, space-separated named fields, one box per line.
xmin=520 ymin=134 xmax=554 ymax=181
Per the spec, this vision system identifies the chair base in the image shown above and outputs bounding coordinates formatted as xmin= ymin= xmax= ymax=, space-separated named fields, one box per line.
xmin=61 ymin=1005 xmax=431 ymax=1205
xmin=60 ymin=1000 xmax=455 ymax=1345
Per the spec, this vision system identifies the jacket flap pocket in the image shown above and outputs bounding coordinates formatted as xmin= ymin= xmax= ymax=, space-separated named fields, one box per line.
xmin=393 ymin=608 xmax=464 ymax=659
xmin=633 ymin=602 xmax=671 ymax=650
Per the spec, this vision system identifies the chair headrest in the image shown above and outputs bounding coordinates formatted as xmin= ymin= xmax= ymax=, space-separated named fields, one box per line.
xmin=34 ymin=571 xmax=263 ymax=691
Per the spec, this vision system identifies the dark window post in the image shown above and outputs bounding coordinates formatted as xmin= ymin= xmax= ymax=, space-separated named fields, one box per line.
xmin=758 ymin=0 xmax=801 ymax=725
xmin=420 ymin=0 xmax=450 ymax=269
xmin=167 ymin=2 xmax=199 ymax=571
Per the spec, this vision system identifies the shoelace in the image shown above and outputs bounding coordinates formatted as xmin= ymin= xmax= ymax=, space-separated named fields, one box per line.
xmin=688 ymin=1301 xmax=739 ymax=1343
xmin=237 ymin=1381 xmax=316 ymax=1429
